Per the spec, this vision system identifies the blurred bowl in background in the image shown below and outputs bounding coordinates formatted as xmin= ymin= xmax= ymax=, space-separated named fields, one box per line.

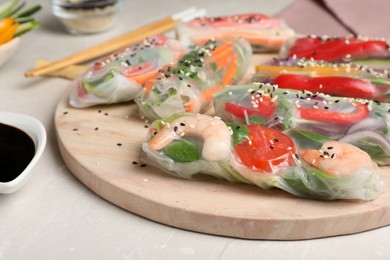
xmin=51 ymin=0 xmax=122 ymax=35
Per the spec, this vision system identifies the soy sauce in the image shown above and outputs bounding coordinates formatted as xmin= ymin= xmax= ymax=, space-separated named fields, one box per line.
xmin=0 ymin=123 xmax=35 ymax=182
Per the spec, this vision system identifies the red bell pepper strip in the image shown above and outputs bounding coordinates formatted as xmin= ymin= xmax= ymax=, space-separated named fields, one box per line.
xmin=298 ymin=102 xmax=370 ymax=125
xmin=225 ymin=94 xmax=277 ymax=118
xmin=287 ymin=36 xmax=389 ymax=62
xmin=273 ymin=74 xmax=381 ymax=100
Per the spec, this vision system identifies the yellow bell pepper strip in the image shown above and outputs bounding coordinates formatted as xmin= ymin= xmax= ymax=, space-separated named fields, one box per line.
xmin=255 ymin=64 xmax=363 ymax=77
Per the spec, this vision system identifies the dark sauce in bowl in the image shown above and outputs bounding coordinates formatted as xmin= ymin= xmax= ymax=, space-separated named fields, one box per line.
xmin=0 ymin=123 xmax=35 ymax=182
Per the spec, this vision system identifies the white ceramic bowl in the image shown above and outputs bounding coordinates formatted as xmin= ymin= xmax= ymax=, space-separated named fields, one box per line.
xmin=0 ymin=112 xmax=46 ymax=194
xmin=0 ymin=37 xmax=20 ymax=67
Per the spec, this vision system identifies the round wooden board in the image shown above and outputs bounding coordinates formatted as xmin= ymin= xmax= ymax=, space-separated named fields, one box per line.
xmin=55 ymin=56 xmax=390 ymax=240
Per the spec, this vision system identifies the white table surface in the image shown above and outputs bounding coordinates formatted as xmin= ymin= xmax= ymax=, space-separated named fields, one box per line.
xmin=1 ymin=0 xmax=390 ymax=259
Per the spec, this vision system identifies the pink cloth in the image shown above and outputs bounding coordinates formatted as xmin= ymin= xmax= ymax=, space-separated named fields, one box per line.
xmin=277 ymin=0 xmax=390 ymax=38
xmin=277 ymin=0 xmax=350 ymax=36
xmin=323 ymin=0 xmax=390 ymax=38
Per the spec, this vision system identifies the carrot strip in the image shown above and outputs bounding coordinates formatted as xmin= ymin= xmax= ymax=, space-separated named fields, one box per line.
xmin=0 ymin=23 xmax=18 ymax=45
xmin=222 ymin=54 xmax=237 ymax=85
xmin=211 ymin=45 xmax=234 ymax=68
xmin=144 ymin=79 xmax=156 ymax=94
xmin=0 ymin=17 xmax=13 ymax=35
xmin=130 ymin=69 xmax=159 ymax=85
xmin=211 ymin=41 xmax=233 ymax=56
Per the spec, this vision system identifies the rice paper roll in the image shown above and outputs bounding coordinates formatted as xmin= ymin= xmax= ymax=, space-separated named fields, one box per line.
xmin=213 ymin=83 xmax=390 ymax=165
xmin=142 ymin=113 xmax=385 ymax=200
xmin=176 ymin=13 xmax=295 ymax=53
xmin=69 ymin=35 xmax=184 ymax=108
xmin=134 ymin=37 xmax=252 ymax=120
xmin=254 ymin=58 xmax=390 ymax=102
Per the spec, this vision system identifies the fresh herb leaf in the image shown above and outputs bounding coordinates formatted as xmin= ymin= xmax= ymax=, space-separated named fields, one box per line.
xmin=226 ymin=122 xmax=249 ymax=146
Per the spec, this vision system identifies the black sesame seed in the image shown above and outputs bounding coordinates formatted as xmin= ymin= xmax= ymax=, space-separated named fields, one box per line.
xmin=270 ymin=145 xmax=275 ymax=150
xmin=327 ymin=146 xmax=334 ymax=150
xmin=173 ymin=126 xmax=178 ymax=132
xmin=95 ymin=127 xmax=99 ymax=131
xmin=104 ymin=113 xmax=109 ymax=116
xmin=132 ymin=161 xmax=138 ymax=165
xmin=274 ymin=138 xmax=279 ymax=142
xmin=140 ymin=164 xmax=146 ymax=167
xmin=63 ymin=111 xmax=68 ymax=115
xmin=98 ymin=110 xmax=102 ymax=113
xmin=73 ymin=128 xmax=78 ymax=131
xmin=180 ymin=123 xmax=186 ymax=126
xmin=117 ymin=143 xmax=122 ymax=146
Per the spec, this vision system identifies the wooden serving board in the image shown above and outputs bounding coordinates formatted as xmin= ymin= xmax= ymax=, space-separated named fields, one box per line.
xmin=55 ymin=55 xmax=390 ymax=240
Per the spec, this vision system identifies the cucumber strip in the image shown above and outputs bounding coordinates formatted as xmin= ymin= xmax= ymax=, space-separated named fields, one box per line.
xmin=0 ymin=0 xmax=24 ymax=19
xmin=13 ymin=16 xmax=33 ymax=23
xmin=14 ymin=20 xmax=39 ymax=37
xmin=11 ymin=4 xmax=41 ymax=19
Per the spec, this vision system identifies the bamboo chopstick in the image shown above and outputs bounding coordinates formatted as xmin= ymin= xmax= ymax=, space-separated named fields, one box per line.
xmin=24 ymin=7 xmax=206 ymax=78
xmin=35 ymin=59 xmax=88 ymax=79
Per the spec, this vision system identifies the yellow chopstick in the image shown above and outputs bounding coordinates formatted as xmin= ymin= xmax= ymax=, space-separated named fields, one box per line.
xmin=24 ymin=16 xmax=177 ymax=78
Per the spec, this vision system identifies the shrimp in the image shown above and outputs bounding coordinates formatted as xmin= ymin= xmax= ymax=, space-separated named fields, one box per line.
xmin=300 ymin=141 xmax=379 ymax=177
xmin=149 ymin=114 xmax=232 ymax=161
